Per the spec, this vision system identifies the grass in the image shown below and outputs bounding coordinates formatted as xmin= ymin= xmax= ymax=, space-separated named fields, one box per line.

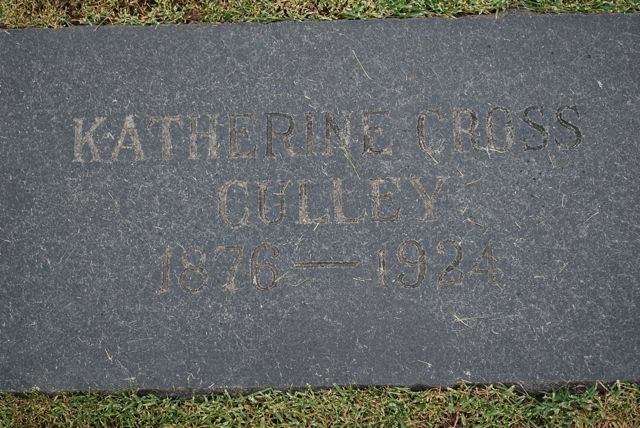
xmin=0 ymin=0 xmax=638 ymax=28
xmin=1 ymin=383 xmax=639 ymax=427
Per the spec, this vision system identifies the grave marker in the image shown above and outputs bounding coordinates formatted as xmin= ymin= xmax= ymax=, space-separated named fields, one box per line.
xmin=0 ymin=13 xmax=638 ymax=392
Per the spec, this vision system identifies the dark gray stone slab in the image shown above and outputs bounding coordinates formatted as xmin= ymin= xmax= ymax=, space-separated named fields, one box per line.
xmin=1 ymin=13 xmax=639 ymax=393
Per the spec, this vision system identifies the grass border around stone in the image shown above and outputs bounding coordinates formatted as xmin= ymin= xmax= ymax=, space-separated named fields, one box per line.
xmin=0 ymin=0 xmax=639 ymax=28
xmin=1 ymin=382 xmax=639 ymax=427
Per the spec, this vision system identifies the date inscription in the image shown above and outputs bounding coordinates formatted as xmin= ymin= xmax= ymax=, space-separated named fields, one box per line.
xmin=157 ymin=240 xmax=500 ymax=294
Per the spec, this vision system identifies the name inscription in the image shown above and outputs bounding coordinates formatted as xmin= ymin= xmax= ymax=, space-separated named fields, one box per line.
xmin=73 ymin=105 xmax=582 ymax=162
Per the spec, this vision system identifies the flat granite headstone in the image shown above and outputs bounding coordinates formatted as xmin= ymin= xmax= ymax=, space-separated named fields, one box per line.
xmin=0 ymin=13 xmax=639 ymax=393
